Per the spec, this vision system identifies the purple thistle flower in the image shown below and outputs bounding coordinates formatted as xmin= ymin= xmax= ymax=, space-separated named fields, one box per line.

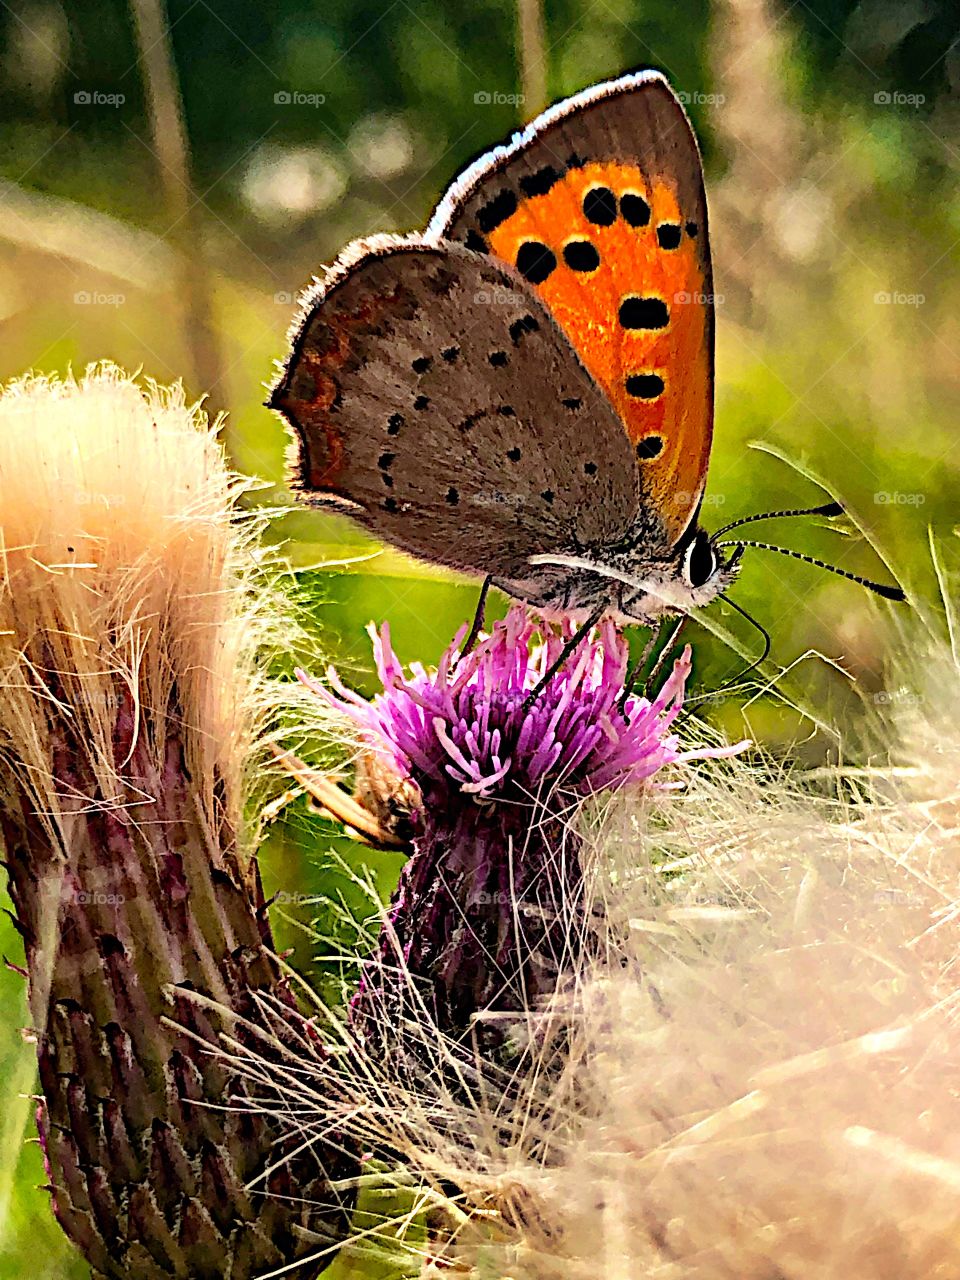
xmin=299 ymin=606 xmax=742 ymax=1066
xmin=305 ymin=606 xmax=726 ymax=799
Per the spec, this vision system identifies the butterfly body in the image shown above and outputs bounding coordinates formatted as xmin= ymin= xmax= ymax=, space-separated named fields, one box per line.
xmin=494 ymin=517 xmax=741 ymax=625
xmin=271 ymin=70 xmax=737 ymax=625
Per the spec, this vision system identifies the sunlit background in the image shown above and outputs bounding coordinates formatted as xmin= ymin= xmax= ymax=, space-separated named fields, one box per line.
xmin=1 ymin=0 xmax=958 ymax=1273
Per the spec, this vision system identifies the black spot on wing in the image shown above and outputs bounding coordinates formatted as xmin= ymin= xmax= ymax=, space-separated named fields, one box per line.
xmin=508 ymin=314 xmax=539 ymax=345
xmin=657 ymin=223 xmax=682 ymax=250
xmin=563 ymin=240 xmax=600 ymax=272
xmin=635 ymin=436 xmax=664 ymax=459
xmin=625 ymin=373 xmax=665 ymax=399
xmin=583 ymin=187 xmax=617 ymax=226
xmin=621 ymin=193 xmax=651 ymax=227
xmin=515 ymin=241 xmax=556 ymax=284
xmin=519 ymin=165 xmax=561 ymax=198
xmin=619 ymin=296 xmax=669 ymax=330
xmin=476 ymin=189 xmax=518 ymax=233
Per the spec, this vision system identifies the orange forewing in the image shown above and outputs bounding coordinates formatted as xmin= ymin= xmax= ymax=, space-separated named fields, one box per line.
xmin=484 ymin=161 xmax=711 ymax=543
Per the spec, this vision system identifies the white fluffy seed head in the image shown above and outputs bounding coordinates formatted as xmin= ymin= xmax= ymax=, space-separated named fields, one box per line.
xmin=0 ymin=366 xmax=254 ymax=840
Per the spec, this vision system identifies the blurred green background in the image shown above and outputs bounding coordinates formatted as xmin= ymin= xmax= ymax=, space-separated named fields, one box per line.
xmin=1 ymin=0 xmax=958 ymax=1273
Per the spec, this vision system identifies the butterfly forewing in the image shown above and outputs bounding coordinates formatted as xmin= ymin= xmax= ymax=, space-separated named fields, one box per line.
xmin=271 ymin=238 xmax=639 ymax=580
xmin=430 ymin=70 xmax=714 ymax=546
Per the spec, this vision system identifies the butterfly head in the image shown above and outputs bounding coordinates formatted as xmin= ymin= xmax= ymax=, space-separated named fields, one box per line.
xmin=674 ymin=526 xmax=742 ymax=607
xmin=522 ymin=524 xmax=742 ymax=626
xmin=612 ymin=525 xmax=742 ymax=624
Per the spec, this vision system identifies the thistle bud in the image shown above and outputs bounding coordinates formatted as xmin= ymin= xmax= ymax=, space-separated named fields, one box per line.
xmin=0 ymin=368 xmax=354 ymax=1278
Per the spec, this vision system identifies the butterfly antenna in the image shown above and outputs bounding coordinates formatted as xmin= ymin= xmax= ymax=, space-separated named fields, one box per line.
xmin=716 ymin=539 xmax=906 ymax=600
xmin=712 ymin=500 xmax=843 ymax=539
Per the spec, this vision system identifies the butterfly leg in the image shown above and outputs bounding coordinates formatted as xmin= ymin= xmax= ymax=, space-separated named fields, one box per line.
xmin=523 ymin=603 xmax=606 ymax=710
xmin=457 ymin=574 xmax=494 ymax=663
xmin=619 ymin=616 xmax=687 ymax=717
xmin=643 ymin=615 xmax=687 ymax=695
xmin=617 ymin=627 xmax=659 ymax=716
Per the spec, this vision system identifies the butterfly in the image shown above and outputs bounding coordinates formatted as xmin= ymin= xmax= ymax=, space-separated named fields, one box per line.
xmin=269 ymin=70 xmax=903 ymax=656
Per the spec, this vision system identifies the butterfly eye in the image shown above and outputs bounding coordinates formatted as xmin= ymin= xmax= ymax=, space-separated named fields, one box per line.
xmin=683 ymin=531 xmax=718 ymax=588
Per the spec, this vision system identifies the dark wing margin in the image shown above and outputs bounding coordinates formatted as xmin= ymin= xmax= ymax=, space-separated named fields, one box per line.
xmin=427 ymin=70 xmax=707 ymax=257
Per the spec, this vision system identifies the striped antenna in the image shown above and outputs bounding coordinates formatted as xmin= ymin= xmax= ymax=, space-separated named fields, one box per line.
xmin=712 ymin=501 xmax=843 ymax=539
xmin=716 ymin=539 xmax=905 ymax=600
